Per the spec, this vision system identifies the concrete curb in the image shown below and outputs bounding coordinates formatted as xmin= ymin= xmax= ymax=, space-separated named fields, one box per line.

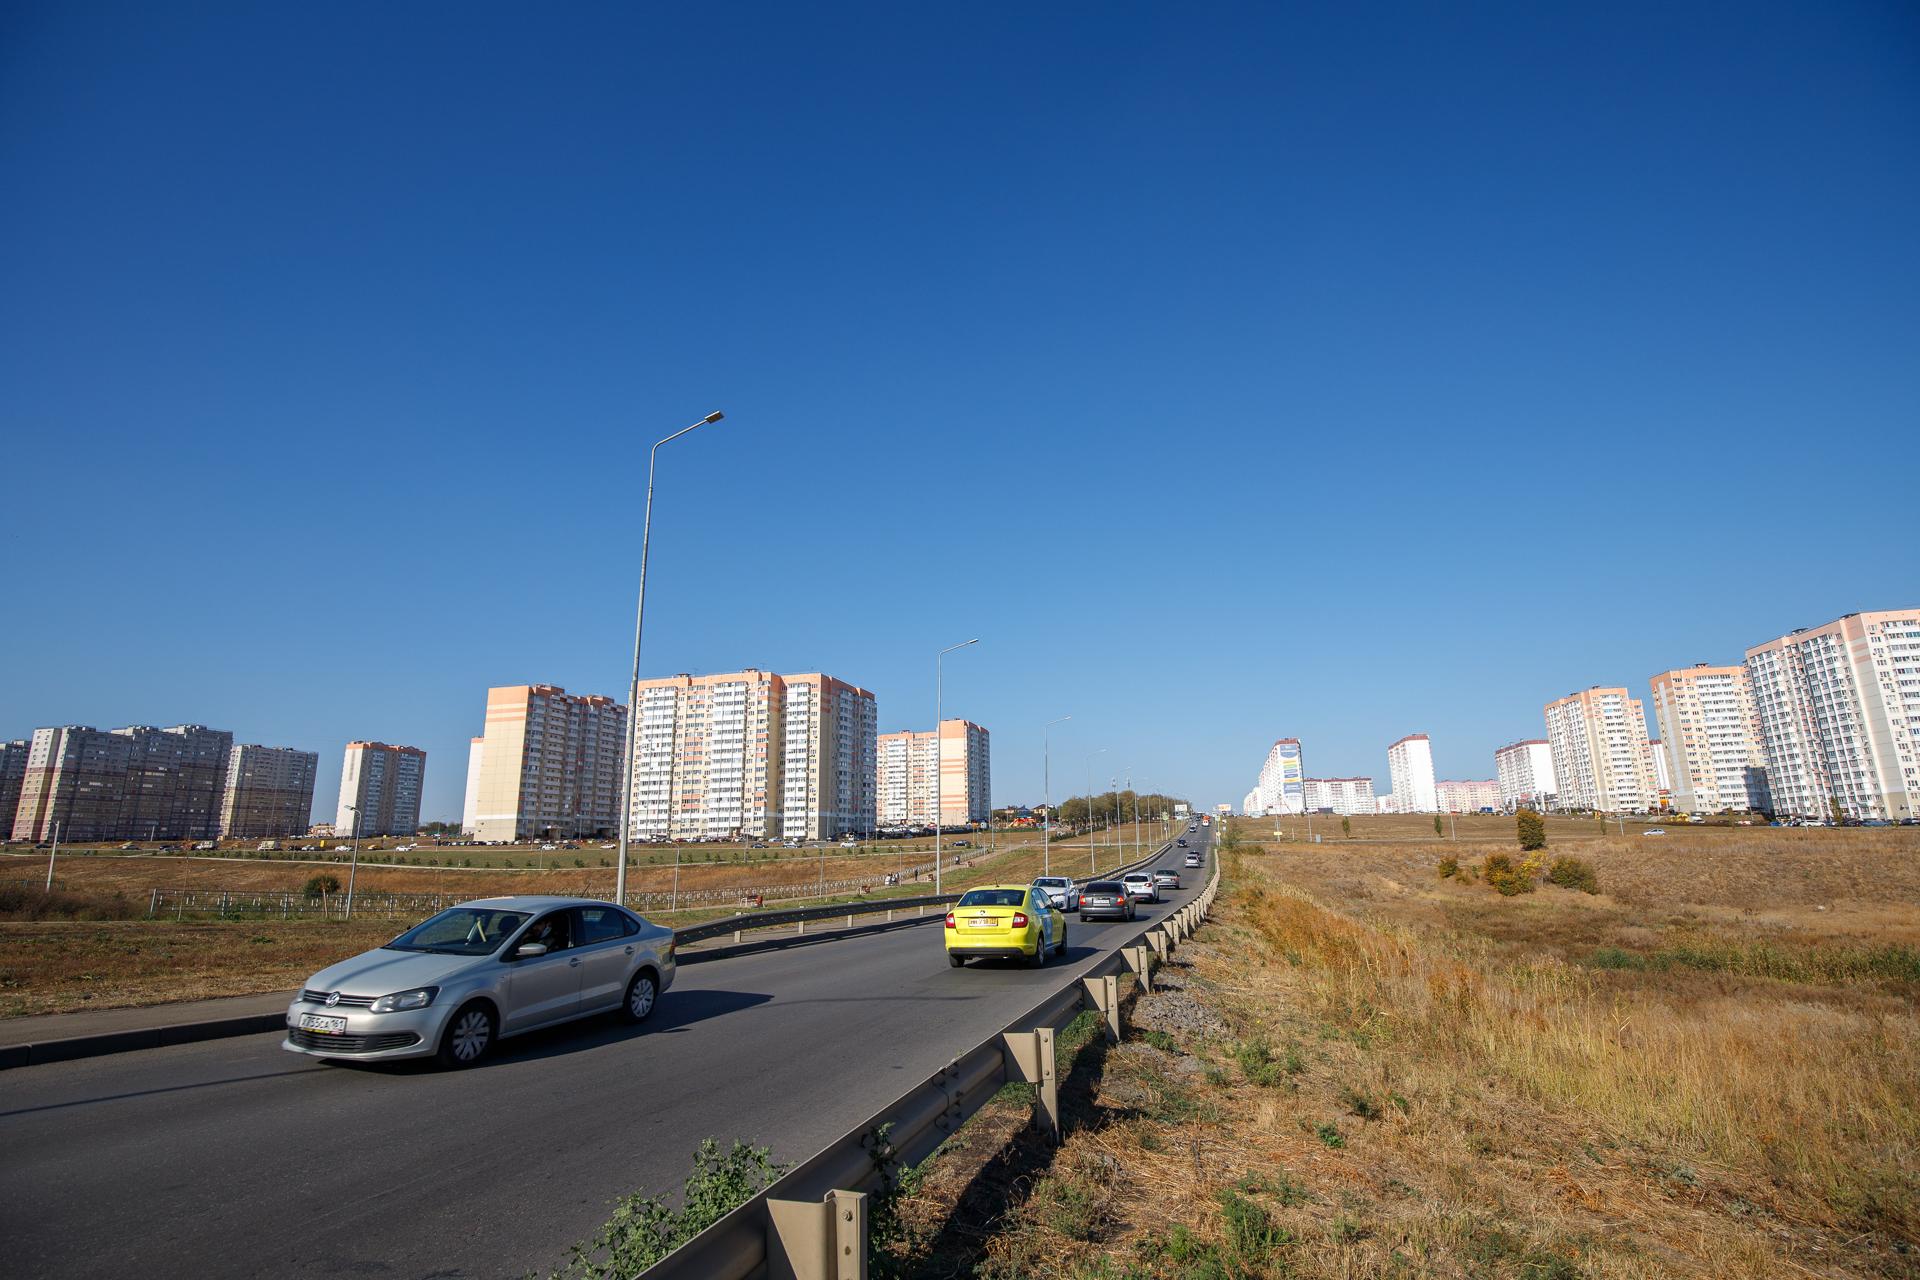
xmin=0 ymin=1012 xmax=287 ymax=1071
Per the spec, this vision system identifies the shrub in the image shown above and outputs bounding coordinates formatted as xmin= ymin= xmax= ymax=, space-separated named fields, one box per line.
xmin=1315 ymin=1122 xmax=1345 ymax=1148
xmin=1434 ymin=814 xmax=1445 ymax=837
xmin=1438 ymin=855 xmax=1460 ymax=880
xmin=1482 ymin=853 xmax=1536 ymax=896
xmin=553 ymin=1139 xmax=787 ymax=1278
xmin=1234 ymin=1037 xmax=1293 ymax=1087
xmin=1341 ymin=817 xmax=1352 ymax=839
xmin=1516 ymin=808 xmax=1547 ymax=851
xmin=302 ymin=874 xmax=342 ymax=898
xmin=1546 ymin=855 xmax=1599 ymax=894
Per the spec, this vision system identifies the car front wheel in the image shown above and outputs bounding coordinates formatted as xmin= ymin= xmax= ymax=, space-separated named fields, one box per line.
xmin=437 ymin=1001 xmax=495 ymax=1069
xmin=622 ymin=971 xmax=658 ymax=1024
xmin=1054 ymin=926 xmax=1067 ymax=957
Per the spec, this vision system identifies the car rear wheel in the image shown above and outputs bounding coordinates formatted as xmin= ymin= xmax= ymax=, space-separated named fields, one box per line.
xmin=1028 ymin=938 xmax=1047 ymax=968
xmin=436 ymin=1002 xmax=495 ymax=1069
xmin=949 ymin=953 xmax=965 ymax=968
xmin=622 ymin=971 xmax=658 ymax=1024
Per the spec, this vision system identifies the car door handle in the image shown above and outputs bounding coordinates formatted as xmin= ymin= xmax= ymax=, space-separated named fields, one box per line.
xmin=569 ymin=957 xmax=581 ymax=967
xmin=624 ymin=946 xmax=634 ymax=955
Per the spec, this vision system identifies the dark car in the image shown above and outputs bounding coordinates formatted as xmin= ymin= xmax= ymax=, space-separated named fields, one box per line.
xmin=1078 ymin=881 xmax=1136 ymax=921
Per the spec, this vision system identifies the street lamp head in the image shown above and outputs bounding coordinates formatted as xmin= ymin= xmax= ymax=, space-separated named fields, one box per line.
xmin=702 ymin=411 xmax=725 ymax=424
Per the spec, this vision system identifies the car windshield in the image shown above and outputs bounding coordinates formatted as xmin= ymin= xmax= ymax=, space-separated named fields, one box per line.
xmin=959 ymin=889 xmax=1027 ymax=907
xmin=386 ymin=907 xmax=531 ymax=956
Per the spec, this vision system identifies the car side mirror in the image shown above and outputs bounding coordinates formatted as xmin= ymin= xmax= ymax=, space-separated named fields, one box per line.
xmin=514 ymin=942 xmax=549 ymax=959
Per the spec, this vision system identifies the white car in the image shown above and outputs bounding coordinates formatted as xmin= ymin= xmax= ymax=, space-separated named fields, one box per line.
xmin=1031 ymin=876 xmax=1081 ymax=912
xmin=1121 ymin=872 xmax=1160 ymax=903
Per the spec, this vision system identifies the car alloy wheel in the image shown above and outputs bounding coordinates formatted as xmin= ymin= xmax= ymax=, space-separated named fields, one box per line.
xmin=438 ymin=1003 xmax=494 ymax=1069
xmin=624 ymin=972 xmax=657 ymax=1023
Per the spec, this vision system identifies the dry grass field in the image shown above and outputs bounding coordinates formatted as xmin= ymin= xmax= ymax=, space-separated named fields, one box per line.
xmin=0 ymin=826 xmax=1168 ymax=1019
xmin=880 ymin=819 xmax=1920 ymax=1279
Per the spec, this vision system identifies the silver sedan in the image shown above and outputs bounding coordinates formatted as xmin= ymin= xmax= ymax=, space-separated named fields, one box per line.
xmin=283 ymin=895 xmax=676 ymax=1068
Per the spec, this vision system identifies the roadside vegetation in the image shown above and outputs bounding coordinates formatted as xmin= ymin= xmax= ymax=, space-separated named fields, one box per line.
xmin=867 ymin=819 xmax=1920 ymax=1278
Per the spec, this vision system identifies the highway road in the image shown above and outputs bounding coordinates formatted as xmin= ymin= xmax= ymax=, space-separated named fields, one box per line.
xmin=0 ymin=827 xmax=1213 ymax=1279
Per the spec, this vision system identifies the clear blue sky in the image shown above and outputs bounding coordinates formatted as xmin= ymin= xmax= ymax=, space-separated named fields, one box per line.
xmin=3 ymin=2 xmax=1915 ymax=823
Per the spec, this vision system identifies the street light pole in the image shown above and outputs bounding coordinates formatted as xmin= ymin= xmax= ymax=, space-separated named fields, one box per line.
xmin=618 ymin=411 xmax=724 ymax=911
xmin=1084 ymin=748 xmax=1107 ymax=873
xmin=1042 ymin=715 xmax=1070 ymax=876
xmin=344 ymin=804 xmax=361 ymax=919
xmin=934 ymin=638 xmax=980 ymax=896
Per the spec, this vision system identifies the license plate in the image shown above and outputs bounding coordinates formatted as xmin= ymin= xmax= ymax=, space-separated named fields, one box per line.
xmin=298 ymin=1014 xmax=348 ymax=1034
xmin=968 ymin=918 xmax=997 ymax=927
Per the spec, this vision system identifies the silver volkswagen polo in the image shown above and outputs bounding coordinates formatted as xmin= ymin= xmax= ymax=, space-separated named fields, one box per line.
xmin=284 ymin=895 xmax=675 ymax=1068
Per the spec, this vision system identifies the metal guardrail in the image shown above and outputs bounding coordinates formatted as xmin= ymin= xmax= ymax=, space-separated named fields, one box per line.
xmin=637 ymin=852 xmax=1222 ymax=1280
xmin=672 ymin=836 xmax=1183 ymax=947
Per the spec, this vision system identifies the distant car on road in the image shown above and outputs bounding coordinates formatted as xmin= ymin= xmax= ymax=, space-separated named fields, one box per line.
xmin=1031 ymin=876 xmax=1080 ymax=912
xmin=283 ymin=895 xmax=675 ymax=1068
xmin=1078 ymin=880 xmax=1135 ymax=921
xmin=1152 ymin=867 xmax=1181 ymax=890
xmin=1642 ymin=828 xmax=1667 ymax=836
xmin=1121 ymin=872 xmax=1160 ymax=903
xmin=1183 ymin=852 xmax=1203 ymax=868
xmin=945 ymin=884 xmax=1066 ymax=968
xmin=1176 ymin=838 xmax=1188 ymax=848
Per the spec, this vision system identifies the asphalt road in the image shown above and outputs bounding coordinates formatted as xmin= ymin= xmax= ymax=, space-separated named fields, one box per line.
xmin=0 ymin=827 xmax=1213 ymax=1279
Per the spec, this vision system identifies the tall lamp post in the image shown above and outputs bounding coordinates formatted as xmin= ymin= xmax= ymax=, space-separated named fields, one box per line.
xmin=343 ymin=804 xmax=361 ymax=919
xmin=1042 ymin=715 xmax=1071 ymax=876
xmin=1084 ymin=748 xmax=1107 ymax=874
xmin=933 ymin=638 xmax=980 ymax=896
xmin=616 ymin=411 xmax=725 ymax=911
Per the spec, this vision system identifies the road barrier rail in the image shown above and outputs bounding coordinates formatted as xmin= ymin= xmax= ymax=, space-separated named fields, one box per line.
xmin=638 ymin=852 xmax=1222 ymax=1280
xmin=673 ymin=837 xmax=1183 ymax=946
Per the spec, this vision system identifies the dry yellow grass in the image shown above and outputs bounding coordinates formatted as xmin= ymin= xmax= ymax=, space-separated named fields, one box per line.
xmin=881 ymin=822 xmax=1920 ymax=1278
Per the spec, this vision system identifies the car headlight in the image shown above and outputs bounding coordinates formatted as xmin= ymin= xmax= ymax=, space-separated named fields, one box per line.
xmin=369 ymin=986 xmax=439 ymax=1014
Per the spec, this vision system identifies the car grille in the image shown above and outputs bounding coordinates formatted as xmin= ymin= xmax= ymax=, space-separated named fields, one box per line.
xmin=289 ymin=1029 xmax=421 ymax=1054
xmin=302 ymin=989 xmax=376 ymax=1008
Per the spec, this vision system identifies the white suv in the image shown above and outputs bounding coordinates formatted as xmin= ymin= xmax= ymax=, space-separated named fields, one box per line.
xmin=1031 ymin=876 xmax=1080 ymax=912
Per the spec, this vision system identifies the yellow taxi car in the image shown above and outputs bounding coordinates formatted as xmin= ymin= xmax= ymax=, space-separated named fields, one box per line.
xmin=945 ymin=883 xmax=1068 ymax=967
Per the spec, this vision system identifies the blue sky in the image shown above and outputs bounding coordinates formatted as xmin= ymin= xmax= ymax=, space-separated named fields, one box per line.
xmin=3 ymin=2 xmax=1915 ymax=822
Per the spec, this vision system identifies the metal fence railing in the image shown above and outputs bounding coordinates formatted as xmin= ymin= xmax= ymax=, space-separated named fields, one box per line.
xmin=638 ymin=851 xmax=1223 ymax=1280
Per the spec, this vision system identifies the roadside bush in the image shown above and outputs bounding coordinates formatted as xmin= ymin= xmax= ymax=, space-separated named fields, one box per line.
xmin=1434 ymin=815 xmax=1445 ymax=837
xmin=1482 ymin=853 xmax=1536 ymax=896
xmin=302 ymin=874 xmax=342 ymax=898
xmin=1438 ymin=855 xmax=1460 ymax=880
xmin=0 ymin=883 xmax=136 ymax=921
xmin=1341 ymin=816 xmax=1352 ymax=839
xmin=1546 ymin=855 xmax=1599 ymax=894
xmin=552 ymin=1139 xmax=787 ymax=1279
xmin=1516 ymin=808 xmax=1547 ymax=851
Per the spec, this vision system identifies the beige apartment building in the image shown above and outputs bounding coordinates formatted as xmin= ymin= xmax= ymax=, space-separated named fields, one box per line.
xmin=1434 ymin=779 xmax=1501 ymax=813
xmin=218 ymin=744 xmax=319 ymax=838
xmin=336 ymin=741 xmax=426 ymax=838
xmin=1647 ymin=665 xmax=1770 ymax=813
xmin=875 ymin=719 xmax=991 ymax=827
xmin=1543 ymin=687 xmax=1658 ymax=812
xmin=1745 ymin=610 xmax=1920 ymax=822
xmin=467 ymin=685 xmax=627 ymax=843
xmin=12 ymin=723 xmax=234 ymax=842
xmin=623 ymin=669 xmax=877 ymax=841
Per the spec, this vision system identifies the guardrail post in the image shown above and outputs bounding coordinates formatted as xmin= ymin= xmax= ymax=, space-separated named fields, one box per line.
xmin=1124 ymin=944 xmax=1152 ymax=990
xmin=1082 ymin=974 xmax=1120 ymax=1043
xmin=1000 ymin=1026 xmax=1060 ymax=1139
xmin=767 ymin=1188 xmax=868 ymax=1280
xmin=1147 ymin=929 xmax=1169 ymax=961
xmin=797 ymin=919 xmax=805 ymax=936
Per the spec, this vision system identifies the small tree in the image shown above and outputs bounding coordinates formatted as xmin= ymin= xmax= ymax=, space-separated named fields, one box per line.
xmin=1341 ymin=816 xmax=1352 ymax=839
xmin=1516 ymin=809 xmax=1547 ymax=851
xmin=1433 ymin=814 xmax=1444 ymax=837
xmin=302 ymin=873 xmax=341 ymax=898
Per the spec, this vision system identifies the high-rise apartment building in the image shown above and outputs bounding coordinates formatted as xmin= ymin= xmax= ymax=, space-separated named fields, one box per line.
xmin=1434 ymin=779 xmax=1500 ymax=813
xmin=1386 ymin=734 xmax=1438 ymax=813
xmin=625 ymin=669 xmax=877 ymax=841
xmin=1651 ymin=660 xmax=1766 ymax=809
xmin=1543 ymin=687 xmax=1657 ymax=812
xmin=469 ymin=685 xmax=627 ymax=843
xmin=12 ymin=724 xmax=235 ymax=842
xmin=0 ymin=740 xmax=29 ymax=837
xmin=1493 ymin=739 xmax=1557 ymax=810
xmin=875 ymin=719 xmax=990 ymax=827
xmin=1744 ymin=610 xmax=1920 ymax=822
xmin=1302 ymin=776 xmax=1375 ymax=815
xmin=1249 ymin=739 xmax=1305 ymax=815
xmin=218 ymin=744 xmax=318 ymax=838
xmin=461 ymin=737 xmax=485 ymax=835
xmin=336 ymin=742 xmax=426 ymax=838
